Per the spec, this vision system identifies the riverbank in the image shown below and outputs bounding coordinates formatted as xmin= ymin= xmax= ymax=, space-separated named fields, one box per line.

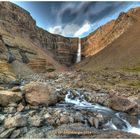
xmin=0 ymin=70 xmax=140 ymax=138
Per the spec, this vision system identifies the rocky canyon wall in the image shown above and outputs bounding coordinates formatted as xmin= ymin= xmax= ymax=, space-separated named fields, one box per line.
xmin=81 ymin=10 xmax=137 ymax=59
xmin=0 ymin=2 xmax=79 ymax=67
xmin=0 ymin=2 xmax=139 ymax=68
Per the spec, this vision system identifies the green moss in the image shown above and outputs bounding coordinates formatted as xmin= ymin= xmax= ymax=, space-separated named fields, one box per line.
xmin=123 ymin=65 xmax=140 ymax=72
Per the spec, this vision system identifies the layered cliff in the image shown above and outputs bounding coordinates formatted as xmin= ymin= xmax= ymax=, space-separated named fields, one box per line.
xmin=0 ymin=1 xmax=140 ymax=75
xmin=76 ymin=7 xmax=140 ymax=70
xmin=81 ymin=10 xmax=137 ymax=58
xmin=0 ymin=2 xmax=79 ymax=69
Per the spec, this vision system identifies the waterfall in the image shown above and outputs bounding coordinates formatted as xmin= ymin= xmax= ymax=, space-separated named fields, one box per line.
xmin=76 ymin=38 xmax=81 ymax=63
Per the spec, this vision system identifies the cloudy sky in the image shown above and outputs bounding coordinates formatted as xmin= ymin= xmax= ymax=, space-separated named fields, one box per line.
xmin=13 ymin=1 xmax=140 ymax=38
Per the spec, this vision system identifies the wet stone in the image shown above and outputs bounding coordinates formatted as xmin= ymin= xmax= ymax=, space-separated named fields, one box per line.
xmin=0 ymin=128 xmax=15 ymax=138
xmin=17 ymin=103 xmax=25 ymax=112
xmin=28 ymin=115 xmax=44 ymax=127
xmin=0 ymin=114 xmax=5 ymax=124
xmin=22 ymin=127 xmax=45 ymax=138
xmin=10 ymin=129 xmax=21 ymax=138
xmin=59 ymin=115 xmax=69 ymax=124
xmin=4 ymin=114 xmax=27 ymax=128
xmin=0 ymin=126 xmax=5 ymax=134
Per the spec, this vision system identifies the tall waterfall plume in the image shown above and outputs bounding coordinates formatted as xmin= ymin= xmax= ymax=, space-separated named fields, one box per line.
xmin=76 ymin=38 xmax=81 ymax=63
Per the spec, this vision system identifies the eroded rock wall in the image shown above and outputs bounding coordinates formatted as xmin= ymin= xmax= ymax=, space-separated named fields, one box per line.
xmin=0 ymin=2 xmax=78 ymax=66
xmin=81 ymin=11 xmax=137 ymax=58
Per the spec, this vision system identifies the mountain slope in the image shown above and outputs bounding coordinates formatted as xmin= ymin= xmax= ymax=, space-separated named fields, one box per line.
xmin=75 ymin=8 xmax=140 ymax=71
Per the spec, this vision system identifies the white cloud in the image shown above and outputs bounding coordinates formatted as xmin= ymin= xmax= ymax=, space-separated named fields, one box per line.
xmin=49 ymin=24 xmax=79 ymax=37
xmin=62 ymin=24 xmax=79 ymax=36
xmin=74 ymin=22 xmax=91 ymax=37
xmin=48 ymin=22 xmax=91 ymax=37
xmin=49 ymin=26 xmax=62 ymax=35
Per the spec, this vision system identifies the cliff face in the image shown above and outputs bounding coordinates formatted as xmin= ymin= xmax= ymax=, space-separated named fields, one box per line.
xmin=75 ymin=7 xmax=140 ymax=70
xmin=0 ymin=2 xmax=78 ymax=68
xmin=81 ymin=10 xmax=136 ymax=58
xmin=0 ymin=1 xmax=140 ymax=74
xmin=81 ymin=20 xmax=115 ymax=58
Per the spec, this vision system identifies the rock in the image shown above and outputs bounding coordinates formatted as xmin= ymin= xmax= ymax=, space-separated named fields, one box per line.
xmin=112 ymin=117 xmax=127 ymax=130
xmin=69 ymin=116 xmax=74 ymax=123
xmin=19 ymin=127 xmax=28 ymax=135
xmin=28 ymin=115 xmax=44 ymax=127
xmin=4 ymin=115 xmax=27 ymax=128
xmin=44 ymin=113 xmax=51 ymax=119
xmin=47 ymin=117 xmax=56 ymax=125
xmin=17 ymin=103 xmax=25 ymax=112
xmin=47 ymin=123 xmax=140 ymax=138
xmin=4 ymin=107 xmax=16 ymax=113
xmin=88 ymin=117 xmax=99 ymax=128
xmin=28 ymin=110 xmax=36 ymax=116
xmin=76 ymin=81 xmax=83 ymax=88
xmin=24 ymin=82 xmax=58 ymax=106
xmin=0 ymin=114 xmax=5 ymax=124
xmin=0 ymin=128 xmax=15 ymax=138
xmin=22 ymin=127 xmax=45 ymax=138
xmin=73 ymin=112 xmax=84 ymax=123
xmin=11 ymin=86 xmax=21 ymax=92
xmin=0 ymin=90 xmax=22 ymax=106
xmin=29 ymin=105 xmax=39 ymax=110
xmin=0 ymin=86 xmax=4 ymax=90
xmin=88 ymin=117 xmax=94 ymax=126
xmin=109 ymin=95 xmax=137 ymax=112
xmin=59 ymin=115 xmax=69 ymax=124
xmin=0 ymin=126 xmax=5 ymax=134
xmin=0 ymin=60 xmax=16 ymax=85
xmin=8 ymin=102 xmax=18 ymax=107
xmin=10 ymin=129 xmax=21 ymax=138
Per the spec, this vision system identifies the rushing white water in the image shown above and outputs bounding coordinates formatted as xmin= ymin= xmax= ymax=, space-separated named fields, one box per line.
xmin=65 ymin=90 xmax=140 ymax=135
xmin=65 ymin=90 xmax=93 ymax=107
xmin=116 ymin=113 xmax=140 ymax=135
xmin=76 ymin=38 xmax=81 ymax=63
xmin=104 ymin=119 xmax=117 ymax=130
xmin=65 ymin=90 xmax=113 ymax=112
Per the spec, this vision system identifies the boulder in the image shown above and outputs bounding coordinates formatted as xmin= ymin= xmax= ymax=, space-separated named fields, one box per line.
xmin=17 ymin=103 xmax=25 ymax=112
xmin=11 ymin=86 xmax=21 ymax=92
xmin=10 ymin=129 xmax=21 ymax=138
xmin=112 ymin=117 xmax=127 ymax=130
xmin=109 ymin=95 xmax=137 ymax=112
xmin=24 ymin=82 xmax=58 ymax=106
xmin=0 ymin=128 xmax=15 ymax=138
xmin=88 ymin=117 xmax=99 ymax=128
xmin=0 ymin=90 xmax=22 ymax=106
xmin=4 ymin=115 xmax=27 ymax=128
xmin=0 ymin=114 xmax=5 ymax=124
xmin=22 ymin=127 xmax=45 ymax=138
xmin=59 ymin=115 xmax=69 ymax=124
xmin=28 ymin=115 xmax=44 ymax=127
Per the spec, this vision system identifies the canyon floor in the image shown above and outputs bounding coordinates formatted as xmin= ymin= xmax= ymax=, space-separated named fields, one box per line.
xmin=0 ymin=68 xmax=140 ymax=138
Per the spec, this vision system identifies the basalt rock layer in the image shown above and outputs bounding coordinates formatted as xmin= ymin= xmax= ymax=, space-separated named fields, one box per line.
xmin=0 ymin=1 xmax=79 ymax=77
xmin=81 ymin=11 xmax=136 ymax=58
xmin=1 ymin=2 xmax=140 ymax=75
xmin=77 ymin=7 xmax=140 ymax=70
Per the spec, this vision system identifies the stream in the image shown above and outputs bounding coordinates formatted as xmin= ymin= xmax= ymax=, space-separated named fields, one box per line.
xmin=57 ymin=89 xmax=140 ymax=135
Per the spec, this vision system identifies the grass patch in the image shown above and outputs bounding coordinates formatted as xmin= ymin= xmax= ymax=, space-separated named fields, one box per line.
xmin=120 ymin=80 xmax=140 ymax=88
xmin=123 ymin=65 xmax=140 ymax=72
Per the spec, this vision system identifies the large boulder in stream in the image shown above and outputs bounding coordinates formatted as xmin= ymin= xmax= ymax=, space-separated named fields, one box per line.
xmin=109 ymin=95 xmax=137 ymax=113
xmin=24 ymin=82 xmax=59 ymax=106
